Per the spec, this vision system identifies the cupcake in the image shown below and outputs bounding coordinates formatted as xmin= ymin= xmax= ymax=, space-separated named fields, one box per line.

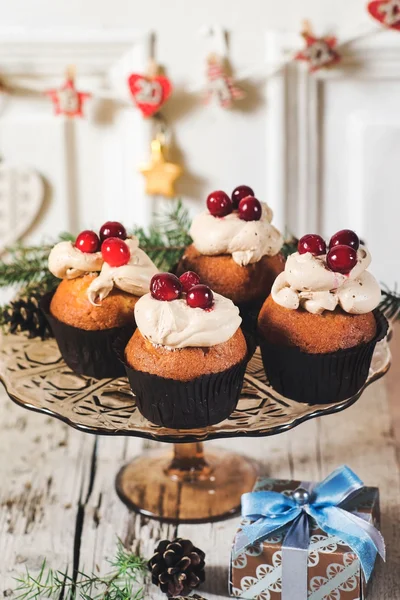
xmin=177 ymin=185 xmax=285 ymax=307
xmin=120 ymin=271 xmax=250 ymax=429
xmin=42 ymin=220 xmax=158 ymax=379
xmin=257 ymin=229 xmax=387 ymax=404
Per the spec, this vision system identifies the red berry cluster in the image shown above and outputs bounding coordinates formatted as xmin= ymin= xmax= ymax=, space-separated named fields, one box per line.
xmin=297 ymin=229 xmax=360 ymax=275
xmin=150 ymin=271 xmax=214 ymax=310
xmin=206 ymin=185 xmax=262 ymax=222
xmin=74 ymin=221 xmax=131 ymax=267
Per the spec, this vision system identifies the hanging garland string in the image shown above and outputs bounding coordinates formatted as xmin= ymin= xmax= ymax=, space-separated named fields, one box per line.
xmin=1 ymin=9 xmax=399 ymax=336
xmin=0 ymin=7 xmax=394 ymax=112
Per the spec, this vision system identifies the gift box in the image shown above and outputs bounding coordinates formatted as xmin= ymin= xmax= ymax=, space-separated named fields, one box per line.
xmin=230 ymin=473 xmax=382 ymax=600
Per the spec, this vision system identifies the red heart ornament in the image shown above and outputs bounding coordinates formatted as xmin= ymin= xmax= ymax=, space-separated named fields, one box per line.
xmin=128 ymin=73 xmax=172 ymax=118
xmin=368 ymin=0 xmax=400 ymax=30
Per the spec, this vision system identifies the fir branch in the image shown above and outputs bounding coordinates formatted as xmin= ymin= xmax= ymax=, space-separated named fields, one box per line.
xmin=0 ymin=202 xmax=191 ymax=297
xmin=156 ymin=198 xmax=192 ymax=245
xmin=14 ymin=540 xmax=147 ymax=600
xmin=0 ymin=202 xmax=193 ymax=338
xmin=281 ymin=233 xmax=298 ymax=259
xmin=379 ymin=286 xmax=400 ymax=322
xmin=3 ymin=203 xmax=399 ymax=333
xmin=0 ymin=260 xmax=57 ymax=289
xmin=0 ymin=234 xmax=73 ymax=290
xmin=133 ymin=199 xmax=192 ymax=272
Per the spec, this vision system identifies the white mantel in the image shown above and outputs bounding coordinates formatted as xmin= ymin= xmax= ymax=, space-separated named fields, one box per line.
xmin=0 ymin=0 xmax=398 ymax=288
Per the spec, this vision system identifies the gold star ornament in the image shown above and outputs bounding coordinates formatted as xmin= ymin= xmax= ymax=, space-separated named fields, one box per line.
xmin=139 ymin=136 xmax=182 ymax=198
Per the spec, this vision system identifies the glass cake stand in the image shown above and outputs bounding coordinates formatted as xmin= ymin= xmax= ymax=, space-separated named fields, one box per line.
xmin=0 ymin=333 xmax=391 ymax=523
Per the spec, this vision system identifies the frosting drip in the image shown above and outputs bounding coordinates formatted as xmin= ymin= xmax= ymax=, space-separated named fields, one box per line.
xmin=134 ymin=292 xmax=242 ymax=348
xmin=272 ymin=247 xmax=381 ymax=315
xmin=48 ymin=241 xmax=103 ymax=279
xmin=87 ymin=237 xmax=158 ymax=305
xmin=190 ymin=202 xmax=283 ymax=266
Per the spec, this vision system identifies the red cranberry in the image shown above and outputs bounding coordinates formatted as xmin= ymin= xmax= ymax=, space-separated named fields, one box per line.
xmin=206 ymin=190 xmax=233 ymax=217
xmin=298 ymin=234 xmax=326 ymax=256
xmin=101 ymin=237 xmax=130 ymax=267
xmin=179 ymin=271 xmax=201 ymax=293
xmin=326 ymin=245 xmax=357 ymax=274
xmin=99 ymin=221 xmax=127 ymax=242
xmin=329 ymin=229 xmax=360 ymax=251
xmin=150 ymin=273 xmax=182 ymax=301
xmin=186 ymin=284 xmax=214 ymax=309
xmin=75 ymin=230 xmax=100 ymax=253
xmin=238 ymin=196 xmax=262 ymax=221
xmin=231 ymin=185 xmax=255 ymax=208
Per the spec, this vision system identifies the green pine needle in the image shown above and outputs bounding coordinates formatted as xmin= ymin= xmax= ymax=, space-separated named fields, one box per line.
xmin=379 ymin=286 xmax=400 ymax=322
xmin=108 ymin=541 xmax=147 ymax=576
xmin=1 ymin=202 xmax=400 ymax=332
xmin=0 ymin=232 xmax=74 ymax=290
xmin=133 ymin=198 xmax=192 ymax=271
xmin=0 ymin=201 xmax=191 ymax=298
xmin=0 ymin=201 xmax=192 ymax=336
xmin=14 ymin=540 xmax=147 ymax=600
xmin=281 ymin=234 xmax=298 ymax=259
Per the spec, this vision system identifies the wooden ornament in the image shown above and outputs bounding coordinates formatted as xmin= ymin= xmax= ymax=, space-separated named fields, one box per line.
xmin=295 ymin=21 xmax=340 ymax=72
xmin=46 ymin=66 xmax=91 ymax=117
xmin=204 ymin=54 xmax=245 ymax=109
xmin=0 ymin=162 xmax=44 ymax=254
xmin=368 ymin=0 xmax=400 ymax=29
xmin=128 ymin=60 xmax=173 ymax=118
xmin=139 ymin=137 xmax=182 ymax=198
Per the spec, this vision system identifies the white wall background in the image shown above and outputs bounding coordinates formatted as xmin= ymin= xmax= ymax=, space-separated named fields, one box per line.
xmin=0 ymin=0 xmax=398 ymax=286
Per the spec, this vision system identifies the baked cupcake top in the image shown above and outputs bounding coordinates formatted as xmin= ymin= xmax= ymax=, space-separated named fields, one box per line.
xmin=134 ymin=271 xmax=242 ymax=348
xmin=190 ymin=186 xmax=283 ymax=267
xmin=272 ymin=230 xmax=381 ymax=315
xmin=48 ymin=221 xmax=158 ymax=304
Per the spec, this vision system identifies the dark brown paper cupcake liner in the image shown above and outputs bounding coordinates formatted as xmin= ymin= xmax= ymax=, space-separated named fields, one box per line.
xmin=238 ymin=301 xmax=263 ymax=339
xmin=114 ymin=335 xmax=255 ymax=429
xmin=40 ymin=292 xmax=135 ymax=379
xmin=259 ymin=309 xmax=388 ymax=405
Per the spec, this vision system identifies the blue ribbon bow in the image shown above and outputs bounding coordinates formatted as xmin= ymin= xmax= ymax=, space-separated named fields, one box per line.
xmin=234 ymin=466 xmax=385 ymax=600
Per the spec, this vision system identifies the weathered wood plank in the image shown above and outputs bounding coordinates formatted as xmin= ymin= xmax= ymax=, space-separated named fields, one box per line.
xmin=0 ymin=385 xmax=95 ymax=592
xmin=385 ymin=323 xmax=400 ymax=462
xmin=77 ymin=437 xmax=175 ymax=599
xmin=319 ymin=382 xmax=400 ymax=600
xmin=2 ymin=358 xmax=400 ymax=598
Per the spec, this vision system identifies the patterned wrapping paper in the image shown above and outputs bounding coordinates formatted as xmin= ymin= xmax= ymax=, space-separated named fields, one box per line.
xmin=229 ymin=477 xmax=380 ymax=600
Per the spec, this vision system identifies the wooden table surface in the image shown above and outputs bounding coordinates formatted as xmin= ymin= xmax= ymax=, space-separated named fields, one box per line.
xmin=1 ymin=329 xmax=400 ymax=599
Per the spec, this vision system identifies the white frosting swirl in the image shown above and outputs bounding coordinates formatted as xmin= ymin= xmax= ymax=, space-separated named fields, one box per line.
xmin=190 ymin=202 xmax=283 ymax=266
xmin=134 ymin=292 xmax=242 ymax=348
xmin=87 ymin=237 xmax=158 ymax=305
xmin=48 ymin=241 xmax=103 ymax=279
xmin=272 ymin=246 xmax=381 ymax=315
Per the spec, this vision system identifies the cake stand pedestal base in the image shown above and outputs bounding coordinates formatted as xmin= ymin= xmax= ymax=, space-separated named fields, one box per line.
xmin=116 ymin=442 xmax=259 ymax=523
xmin=1 ymin=335 xmax=390 ymax=523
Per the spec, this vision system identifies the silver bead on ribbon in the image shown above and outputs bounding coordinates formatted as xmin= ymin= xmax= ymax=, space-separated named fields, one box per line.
xmin=292 ymin=488 xmax=310 ymax=506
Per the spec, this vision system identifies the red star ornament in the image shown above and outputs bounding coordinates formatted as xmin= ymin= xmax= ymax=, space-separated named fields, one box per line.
xmin=295 ymin=34 xmax=341 ymax=73
xmin=368 ymin=0 xmax=400 ymax=29
xmin=46 ymin=77 xmax=91 ymax=118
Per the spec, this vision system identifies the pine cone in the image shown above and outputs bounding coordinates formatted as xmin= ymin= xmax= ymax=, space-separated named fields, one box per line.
xmin=2 ymin=292 xmax=52 ymax=340
xmin=148 ymin=538 xmax=206 ymax=597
